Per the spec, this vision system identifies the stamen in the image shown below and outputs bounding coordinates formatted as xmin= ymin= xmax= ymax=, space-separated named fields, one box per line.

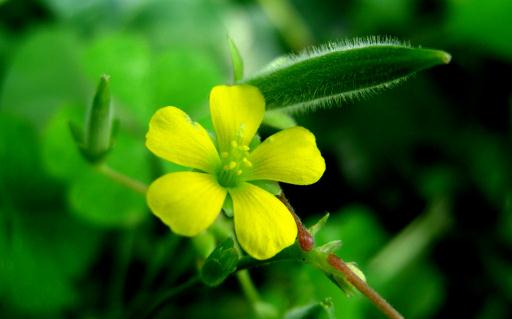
xmin=242 ymin=158 xmax=252 ymax=167
xmin=216 ymin=136 xmax=253 ymax=187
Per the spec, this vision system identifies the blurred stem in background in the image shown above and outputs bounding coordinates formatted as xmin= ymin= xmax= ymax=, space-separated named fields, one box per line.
xmin=139 ymin=275 xmax=201 ymax=319
xmin=256 ymin=0 xmax=313 ymax=51
xmin=109 ymin=229 xmax=137 ymax=319
xmin=236 ymin=270 xmax=260 ymax=304
xmin=236 ymin=270 xmax=279 ymax=318
xmin=368 ymin=199 xmax=452 ymax=286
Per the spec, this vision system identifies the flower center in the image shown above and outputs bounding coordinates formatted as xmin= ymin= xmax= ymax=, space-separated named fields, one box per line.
xmin=216 ymin=139 xmax=253 ymax=188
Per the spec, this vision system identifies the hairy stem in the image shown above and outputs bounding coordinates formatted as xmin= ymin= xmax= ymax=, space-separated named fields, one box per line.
xmin=280 ymin=191 xmax=404 ymax=319
xmin=96 ymin=164 xmax=148 ymax=194
xmin=327 ymin=254 xmax=404 ymax=319
xmin=279 ymin=193 xmax=314 ymax=251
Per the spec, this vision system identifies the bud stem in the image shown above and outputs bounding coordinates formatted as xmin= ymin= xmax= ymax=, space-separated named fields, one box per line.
xmin=96 ymin=164 xmax=148 ymax=194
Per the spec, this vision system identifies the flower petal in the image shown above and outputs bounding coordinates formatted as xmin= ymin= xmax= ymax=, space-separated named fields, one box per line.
xmin=146 ymin=106 xmax=220 ymax=173
xmin=147 ymin=172 xmax=227 ymax=236
xmin=248 ymin=126 xmax=326 ymax=185
xmin=210 ymin=85 xmax=265 ymax=152
xmin=230 ymin=183 xmax=297 ymax=260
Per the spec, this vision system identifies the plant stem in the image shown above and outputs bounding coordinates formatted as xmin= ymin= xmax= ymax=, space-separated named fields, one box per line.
xmin=109 ymin=229 xmax=136 ymax=319
xmin=368 ymin=199 xmax=451 ymax=284
xmin=280 ymin=191 xmax=404 ymax=319
xmin=327 ymin=254 xmax=404 ymax=319
xmin=139 ymin=275 xmax=200 ymax=319
xmin=279 ymin=193 xmax=314 ymax=251
xmin=96 ymin=164 xmax=148 ymax=194
xmin=236 ymin=270 xmax=261 ymax=305
xmin=256 ymin=0 xmax=313 ymax=50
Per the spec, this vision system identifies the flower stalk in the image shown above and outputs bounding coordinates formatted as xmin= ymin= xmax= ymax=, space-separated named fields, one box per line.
xmin=96 ymin=164 xmax=148 ymax=194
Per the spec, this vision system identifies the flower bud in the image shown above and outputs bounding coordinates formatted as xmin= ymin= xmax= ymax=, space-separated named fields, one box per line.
xmin=83 ymin=74 xmax=114 ymax=162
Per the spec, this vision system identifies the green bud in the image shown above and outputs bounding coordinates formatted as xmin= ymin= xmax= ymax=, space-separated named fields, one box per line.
xmin=200 ymin=237 xmax=239 ymax=287
xmin=70 ymin=75 xmax=116 ymax=163
xmin=83 ymin=74 xmax=114 ymax=162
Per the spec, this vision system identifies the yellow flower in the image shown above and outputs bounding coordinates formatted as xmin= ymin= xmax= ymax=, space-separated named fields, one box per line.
xmin=145 ymin=85 xmax=325 ymax=260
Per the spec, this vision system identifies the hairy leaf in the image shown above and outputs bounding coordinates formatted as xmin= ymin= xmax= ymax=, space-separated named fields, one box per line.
xmin=246 ymin=37 xmax=451 ymax=112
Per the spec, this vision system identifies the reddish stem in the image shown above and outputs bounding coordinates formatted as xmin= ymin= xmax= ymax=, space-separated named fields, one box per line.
xmin=278 ymin=193 xmax=314 ymax=251
xmin=327 ymin=254 xmax=404 ymax=319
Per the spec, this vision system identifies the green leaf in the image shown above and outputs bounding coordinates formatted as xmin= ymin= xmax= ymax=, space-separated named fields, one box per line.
xmin=0 ymin=28 xmax=86 ymax=129
xmin=228 ymin=36 xmax=244 ymax=83
xmin=200 ymin=238 xmax=239 ymax=287
xmin=42 ymin=105 xmax=87 ymax=181
xmin=246 ymin=37 xmax=451 ymax=112
xmin=68 ymin=133 xmax=149 ymax=227
xmin=0 ymin=114 xmax=57 ymax=210
xmin=83 ymin=33 xmax=152 ymax=127
xmin=149 ymin=48 xmax=223 ymax=120
xmin=0 ymin=207 xmax=101 ymax=315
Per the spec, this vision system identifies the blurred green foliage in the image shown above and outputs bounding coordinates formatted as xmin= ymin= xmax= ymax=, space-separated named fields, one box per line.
xmin=1 ymin=0 xmax=512 ymax=318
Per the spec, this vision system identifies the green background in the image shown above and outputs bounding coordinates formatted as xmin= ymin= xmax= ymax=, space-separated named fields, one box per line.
xmin=1 ymin=0 xmax=511 ymax=318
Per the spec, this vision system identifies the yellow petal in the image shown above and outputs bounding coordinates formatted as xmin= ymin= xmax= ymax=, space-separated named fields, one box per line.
xmin=147 ymin=172 xmax=227 ymax=236
xmin=248 ymin=126 xmax=326 ymax=185
xmin=210 ymin=85 xmax=265 ymax=152
xmin=230 ymin=183 xmax=297 ymax=260
xmin=146 ymin=106 xmax=220 ymax=173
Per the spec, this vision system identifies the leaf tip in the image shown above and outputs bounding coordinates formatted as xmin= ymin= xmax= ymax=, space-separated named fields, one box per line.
xmin=439 ymin=51 xmax=452 ymax=64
